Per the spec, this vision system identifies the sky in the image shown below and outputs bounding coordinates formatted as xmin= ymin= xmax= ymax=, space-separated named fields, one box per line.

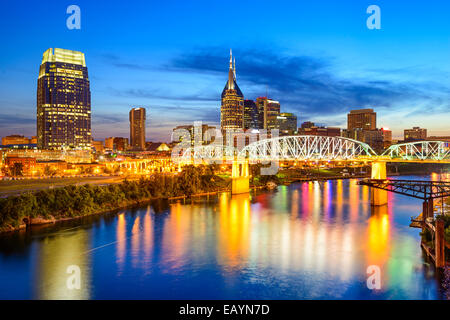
xmin=0 ymin=0 xmax=449 ymax=142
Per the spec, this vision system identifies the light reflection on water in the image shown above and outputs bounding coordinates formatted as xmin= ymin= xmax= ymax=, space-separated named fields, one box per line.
xmin=0 ymin=175 xmax=445 ymax=299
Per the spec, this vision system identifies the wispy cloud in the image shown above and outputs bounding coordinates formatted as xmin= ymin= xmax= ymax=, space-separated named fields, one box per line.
xmin=81 ymin=47 xmax=450 ymax=141
xmin=0 ymin=113 xmax=35 ymax=125
xmin=108 ymin=87 xmax=218 ymax=102
xmin=165 ymin=47 xmax=450 ymax=119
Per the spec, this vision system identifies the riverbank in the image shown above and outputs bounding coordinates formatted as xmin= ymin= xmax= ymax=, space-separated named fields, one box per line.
xmin=0 ymin=183 xmax=269 ymax=235
xmin=0 ymin=175 xmax=127 ymax=198
xmin=1 ymin=164 xmax=443 ymax=235
xmin=0 ymin=165 xmax=230 ymax=234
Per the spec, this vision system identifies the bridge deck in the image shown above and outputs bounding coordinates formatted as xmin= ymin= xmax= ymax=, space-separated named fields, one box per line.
xmin=358 ymin=179 xmax=450 ymax=200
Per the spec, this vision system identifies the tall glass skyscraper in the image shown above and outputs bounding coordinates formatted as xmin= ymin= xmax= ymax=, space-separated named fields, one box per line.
xmin=256 ymin=97 xmax=280 ymax=131
xmin=37 ymin=48 xmax=91 ymax=150
xmin=220 ymin=50 xmax=244 ymax=131
xmin=129 ymin=107 xmax=146 ymax=150
xmin=243 ymin=100 xmax=260 ymax=130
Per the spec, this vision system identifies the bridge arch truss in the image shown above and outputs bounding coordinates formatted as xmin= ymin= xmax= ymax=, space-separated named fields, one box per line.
xmin=179 ymin=144 xmax=237 ymax=164
xmin=382 ymin=141 xmax=450 ymax=161
xmin=238 ymin=135 xmax=377 ymax=161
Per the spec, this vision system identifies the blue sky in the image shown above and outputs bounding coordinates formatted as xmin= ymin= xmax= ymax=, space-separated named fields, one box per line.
xmin=0 ymin=0 xmax=449 ymax=142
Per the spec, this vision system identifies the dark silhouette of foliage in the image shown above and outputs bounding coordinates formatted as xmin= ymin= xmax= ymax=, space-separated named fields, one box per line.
xmin=0 ymin=167 xmax=230 ymax=231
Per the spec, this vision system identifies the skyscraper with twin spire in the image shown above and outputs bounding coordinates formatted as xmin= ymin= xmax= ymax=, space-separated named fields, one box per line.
xmin=220 ymin=50 xmax=244 ymax=131
xmin=37 ymin=48 xmax=91 ymax=150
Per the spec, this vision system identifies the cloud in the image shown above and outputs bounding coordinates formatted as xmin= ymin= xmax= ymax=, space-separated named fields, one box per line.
xmin=166 ymin=47 xmax=450 ymax=120
xmin=0 ymin=114 xmax=35 ymax=125
xmin=92 ymin=113 xmax=125 ymax=124
xmin=95 ymin=47 xmax=450 ymax=139
xmin=101 ymin=53 xmax=155 ymax=71
xmin=108 ymin=87 xmax=218 ymax=102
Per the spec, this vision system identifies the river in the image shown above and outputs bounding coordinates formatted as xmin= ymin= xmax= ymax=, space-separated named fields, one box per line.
xmin=0 ymin=174 xmax=445 ymax=299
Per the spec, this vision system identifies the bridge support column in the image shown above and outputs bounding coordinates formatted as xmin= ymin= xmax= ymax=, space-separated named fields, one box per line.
xmin=435 ymin=219 xmax=445 ymax=268
xmin=371 ymin=161 xmax=388 ymax=206
xmin=232 ymin=159 xmax=249 ymax=195
xmin=422 ymin=199 xmax=434 ymax=220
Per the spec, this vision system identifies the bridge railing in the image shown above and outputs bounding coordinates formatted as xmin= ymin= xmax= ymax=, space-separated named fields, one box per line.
xmin=382 ymin=141 xmax=450 ymax=161
xmin=238 ymin=135 xmax=377 ymax=161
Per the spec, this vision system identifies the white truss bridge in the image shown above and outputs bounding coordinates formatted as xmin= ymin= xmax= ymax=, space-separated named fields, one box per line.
xmin=238 ymin=135 xmax=377 ymax=161
xmin=382 ymin=141 xmax=450 ymax=161
xmin=180 ymin=136 xmax=376 ymax=163
xmin=179 ymin=136 xmax=450 ymax=163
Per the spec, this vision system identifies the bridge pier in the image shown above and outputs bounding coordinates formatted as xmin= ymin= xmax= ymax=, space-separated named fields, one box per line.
xmin=231 ymin=159 xmax=249 ymax=195
xmin=370 ymin=161 xmax=388 ymax=206
xmin=422 ymin=199 xmax=434 ymax=220
xmin=435 ymin=219 xmax=445 ymax=268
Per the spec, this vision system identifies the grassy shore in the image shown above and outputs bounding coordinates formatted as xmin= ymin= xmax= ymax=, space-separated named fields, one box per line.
xmin=0 ymin=176 xmax=126 ymax=197
xmin=0 ymin=165 xmax=228 ymax=234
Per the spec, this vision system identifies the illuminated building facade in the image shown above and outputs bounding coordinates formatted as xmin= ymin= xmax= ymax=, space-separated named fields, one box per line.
xmin=129 ymin=107 xmax=146 ymax=150
xmin=37 ymin=48 xmax=91 ymax=150
xmin=381 ymin=128 xmax=392 ymax=149
xmin=243 ymin=100 xmax=261 ymax=130
xmin=256 ymin=97 xmax=280 ymax=131
xmin=105 ymin=137 xmax=129 ymax=152
xmin=300 ymin=121 xmax=315 ymax=129
xmin=404 ymin=127 xmax=427 ymax=142
xmin=5 ymin=156 xmax=36 ymax=176
xmin=91 ymin=140 xmax=104 ymax=154
xmin=221 ymin=50 xmax=244 ymax=131
xmin=277 ymin=113 xmax=297 ymax=135
xmin=1 ymin=135 xmax=36 ymax=145
xmin=347 ymin=108 xmax=376 ymax=131
xmin=172 ymin=124 xmax=216 ymax=145
xmin=299 ymin=125 xmax=341 ymax=137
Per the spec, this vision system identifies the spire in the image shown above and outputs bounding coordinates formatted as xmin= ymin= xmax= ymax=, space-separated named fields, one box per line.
xmin=233 ymin=57 xmax=236 ymax=80
xmin=228 ymin=49 xmax=235 ymax=90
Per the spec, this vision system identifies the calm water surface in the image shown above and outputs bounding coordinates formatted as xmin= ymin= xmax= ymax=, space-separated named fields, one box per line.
xmin=0 ymin=175 xmax=445 ymax=299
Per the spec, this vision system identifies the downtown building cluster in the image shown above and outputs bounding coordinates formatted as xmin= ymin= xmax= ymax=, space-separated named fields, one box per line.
xmin=0 ymin=48 xmax=174 ymax=178
xmin=220 ymin=50 xmax=298 ymax=136
xmin=0 ymin=49 xmax=448 ymax=178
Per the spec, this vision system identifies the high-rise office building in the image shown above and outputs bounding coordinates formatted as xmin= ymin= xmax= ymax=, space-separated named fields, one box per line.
xmin=347 ymin=108 xmax=376 ymax=131
xmin=300 ymin=121 xmax=315 ymax=129
xmin=256 ymin=97 xmax=280 ymax=131
xmin=300 ymin=125 xmax=341 ymax=137
xmin=172 ymin=124 xmax=217 ymax=146
xmin=243 ymin=100 xmax=261 ymax=130
xmin=37 ymin=48 xmax=91 ymax=149
xmin=221 ymin=50 xmax=244 ymax=131
xmin=105 ymin=137 xmax=129 ymax=152
xmin=381 ymin=128 xmax=392 ymax=149
xmin=404 ymin=127 xmax=427 ymax=142
xmin=277 ymin=113 xmax=297 ymax=135
xmin=129 ymin=107 xmax=146 ymax=150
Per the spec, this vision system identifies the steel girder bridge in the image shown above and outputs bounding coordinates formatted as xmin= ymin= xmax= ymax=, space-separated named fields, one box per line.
xmin=180 ymin=136 xmax=377 ymax=163
xmin=382 ymin=141 xmax=450 ymax=161
xmin=179 ymin=136 xmax=450 ymax=163
xmin=358 ymin=179 xmax=450 ymax=200
xmin=238 ymin=135 xmax=376 ymax=161
xmin=178 ymin=144 xmax=236 ymax=163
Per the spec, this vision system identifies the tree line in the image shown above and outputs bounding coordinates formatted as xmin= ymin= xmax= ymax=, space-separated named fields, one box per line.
xmin=0 ymin=165 xmax=229 ymax=232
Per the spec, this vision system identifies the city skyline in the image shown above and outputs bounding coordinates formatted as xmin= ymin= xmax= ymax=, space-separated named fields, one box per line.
xmin=0 ymin=1 xmax=449 ymax=303
xmin=0 ymin=0 xmax=449 ymax=142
